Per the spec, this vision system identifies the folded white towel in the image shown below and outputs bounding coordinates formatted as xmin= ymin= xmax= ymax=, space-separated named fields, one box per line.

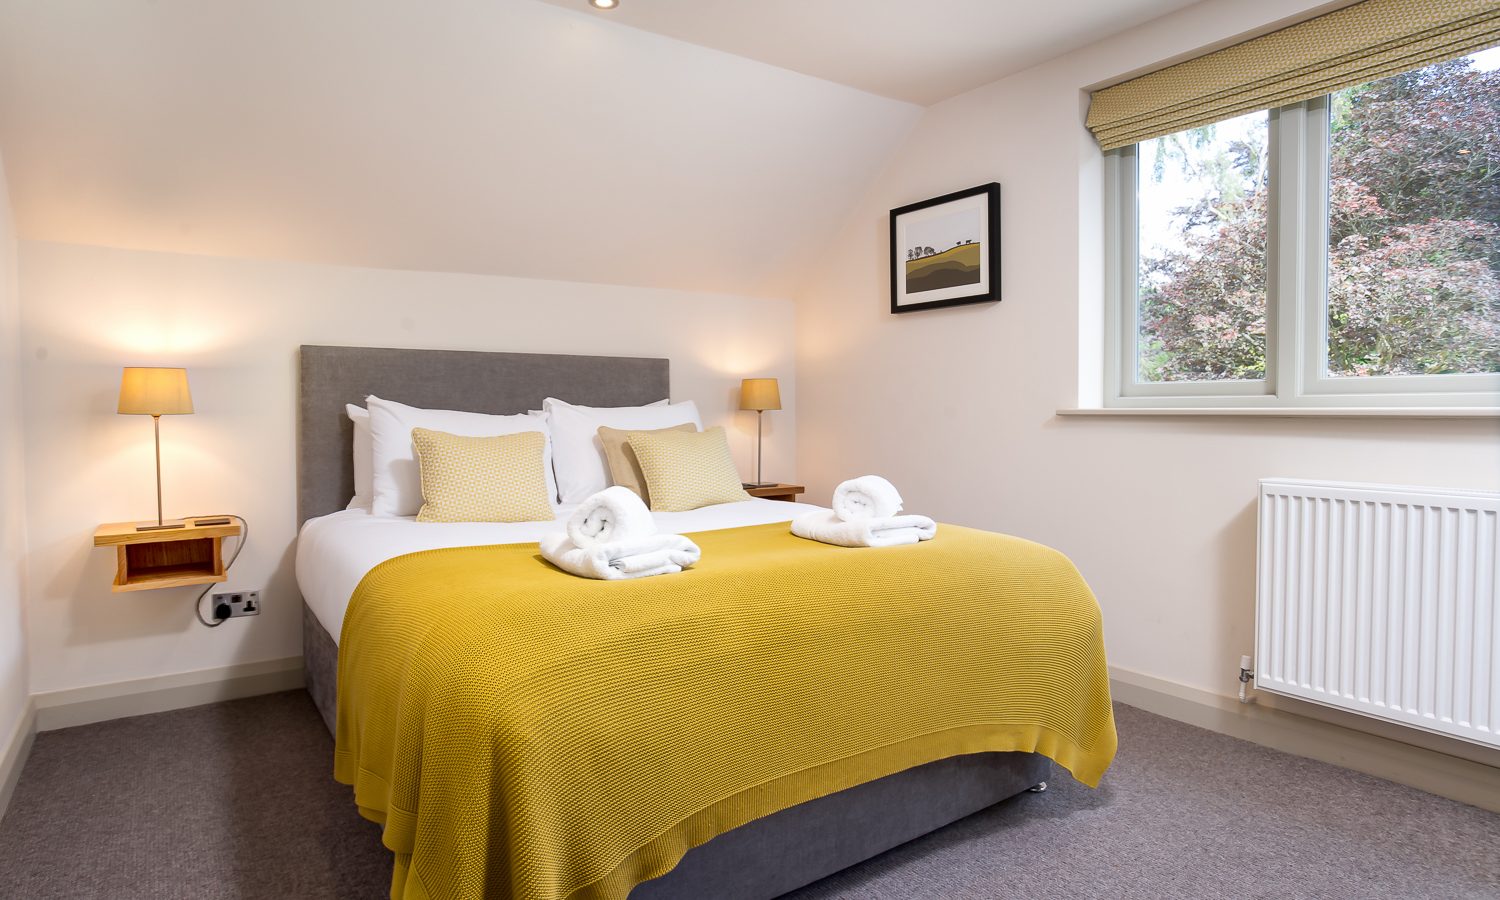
xmin=831 ymin=475 xmax=904 ymax=521
xmin=539 ymin=532 xmax=701 ymax=580
xmin=567 ymin=486 xmax=657 ymax=549
xmin=791 ymin=509 xmax=936 ymax=548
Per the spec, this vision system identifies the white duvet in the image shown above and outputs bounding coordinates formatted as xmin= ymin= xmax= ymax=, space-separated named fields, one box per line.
xmin=296 ymin=498 xmax=823 ymax=644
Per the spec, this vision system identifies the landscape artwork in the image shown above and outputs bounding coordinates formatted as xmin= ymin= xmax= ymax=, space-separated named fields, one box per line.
xmin=904 ymin=207 xmax=982 ymax=294
xmin=890 ymin=183 xmax=1001 ymax=313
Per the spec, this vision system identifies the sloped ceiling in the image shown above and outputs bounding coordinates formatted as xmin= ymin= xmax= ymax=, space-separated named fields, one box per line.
xmin=0 ymin=0 xmax=921 ymax=298
xmin=538 ymin=0 xmax=1205 ymax=105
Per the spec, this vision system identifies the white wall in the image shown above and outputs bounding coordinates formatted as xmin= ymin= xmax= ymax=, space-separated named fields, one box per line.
xmin=18 ymin=240 xmax=795 ymax=695
xmin=795 ymin=0 xmax=1500 ymax=706
xmin=0 ymin=0 xmax=919 ymax=300
xmin=0 ymin=151 xmax=29 ymax=745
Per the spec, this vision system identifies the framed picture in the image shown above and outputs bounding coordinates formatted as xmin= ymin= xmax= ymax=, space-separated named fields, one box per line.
xmin=889 ymin=183 xmax=1001 ymax=314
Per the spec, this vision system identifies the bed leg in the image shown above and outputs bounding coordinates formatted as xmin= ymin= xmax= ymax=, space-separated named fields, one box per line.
xmin=1027 ymin=781 xmax=1048 ymax=793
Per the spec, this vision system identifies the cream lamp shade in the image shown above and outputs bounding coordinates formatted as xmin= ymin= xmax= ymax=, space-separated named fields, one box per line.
xmin=118 ymin=367 xmax=194 ymax=416
xmin=739 ymin=378 xmax=781 ymax=412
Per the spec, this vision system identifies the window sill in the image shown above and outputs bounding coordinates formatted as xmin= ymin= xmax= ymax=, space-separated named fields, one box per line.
xmin=1057 ymin=407 xmax=1499 ymax=419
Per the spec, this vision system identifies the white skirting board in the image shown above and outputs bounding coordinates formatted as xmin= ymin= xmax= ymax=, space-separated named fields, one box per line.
xmin=31 ymin=657 xmax=305 ymax=732
xmin=0 ymin=699 xmax=37 ymax=826
xmin=1111 ymin=666 xmax=1500 ymax=813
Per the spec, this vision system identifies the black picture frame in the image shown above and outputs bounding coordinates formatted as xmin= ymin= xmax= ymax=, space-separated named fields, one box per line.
xmin=889 ymin=182 xmax=1001 ymax=314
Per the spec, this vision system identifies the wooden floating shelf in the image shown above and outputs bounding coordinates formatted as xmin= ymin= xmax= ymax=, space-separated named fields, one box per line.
xmin=743 ymin=483 xmax=805 ymax=502
xmin=94 ymin=517 xmax=241 ymax=592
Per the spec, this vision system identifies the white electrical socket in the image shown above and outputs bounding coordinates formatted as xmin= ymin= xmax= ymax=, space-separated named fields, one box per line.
xmin=211 ymin=589 xmax=261 ymax=618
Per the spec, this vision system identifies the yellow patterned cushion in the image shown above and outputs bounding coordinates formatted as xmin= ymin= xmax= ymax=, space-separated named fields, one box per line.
xmin=627 ymin=426 xmax=751 ymax=512
xmin=411 ymin=427 xmax=555 ymax=523
xmin=597 ymin=422 xmax=698 ymax=506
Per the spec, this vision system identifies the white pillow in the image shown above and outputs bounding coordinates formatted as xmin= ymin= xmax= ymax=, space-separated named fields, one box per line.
xmin=543 ymin=397 xmax=700 ymax=504
xmin=366 ymin=395 xmax=557 ymax=518
xmin=526 ymin=399 xmax=665 ymax=420
xmin=346 ymin=404 xmax=373 ymax=511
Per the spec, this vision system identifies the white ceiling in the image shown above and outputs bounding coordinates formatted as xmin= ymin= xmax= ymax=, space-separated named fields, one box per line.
xmin=537 ymin=0 xmax=1204 ymax=105
xmin=0 ymin=0 xmax=920 ymax=298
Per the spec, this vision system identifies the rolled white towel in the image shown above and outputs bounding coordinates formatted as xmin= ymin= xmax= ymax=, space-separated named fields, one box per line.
xmin=831 ymin=475 xmax=904 ymax=522
xmin=791 ymin=509 xmax=936 ymax=548
xmin=539 ymin=532 xmax=701 ymax=580
xmin=567 ymin=486 xmax=657 ymax=549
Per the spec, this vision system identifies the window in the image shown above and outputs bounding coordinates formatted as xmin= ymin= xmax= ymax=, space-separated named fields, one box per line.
xmin=1105 ymin=50 xmax=1500 ymax=409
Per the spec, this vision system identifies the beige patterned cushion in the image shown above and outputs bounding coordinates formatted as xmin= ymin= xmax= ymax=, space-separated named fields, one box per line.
xmin=627 ymin=426 xmax=752 ymax=512
xmin=597 ymin=423 xmax=698 ymax=506
xmin=411 ymin=427 xmax=555 ymax=523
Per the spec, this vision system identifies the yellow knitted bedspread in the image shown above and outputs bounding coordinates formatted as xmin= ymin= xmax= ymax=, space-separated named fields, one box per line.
xmin=333 ymin=522 xmax=1116 ymax=900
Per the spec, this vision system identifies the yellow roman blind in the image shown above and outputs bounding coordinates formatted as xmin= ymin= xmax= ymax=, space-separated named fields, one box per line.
xmin=1086 ymin=0 xmax=1500 ymax=151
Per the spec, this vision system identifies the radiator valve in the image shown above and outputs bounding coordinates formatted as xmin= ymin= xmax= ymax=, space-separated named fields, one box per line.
xmin=1238 ymin=654 xmax=1255 ymax=704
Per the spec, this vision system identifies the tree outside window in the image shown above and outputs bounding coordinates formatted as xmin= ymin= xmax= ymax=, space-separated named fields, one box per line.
xmin=1130 ymin=52 xmax=1499 ymax=389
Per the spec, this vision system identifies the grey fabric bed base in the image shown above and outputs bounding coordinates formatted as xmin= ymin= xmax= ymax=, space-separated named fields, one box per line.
xmin=303 ymin=605 xmax=1049 ymax=899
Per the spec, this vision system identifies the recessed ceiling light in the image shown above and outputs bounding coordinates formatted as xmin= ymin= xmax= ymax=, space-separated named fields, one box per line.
xmin=589 ymin=0 xmax=618 ymax=9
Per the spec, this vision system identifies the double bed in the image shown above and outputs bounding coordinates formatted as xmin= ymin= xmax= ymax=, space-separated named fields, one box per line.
xmin=295 ymin=345 xmax=1115 ymax=900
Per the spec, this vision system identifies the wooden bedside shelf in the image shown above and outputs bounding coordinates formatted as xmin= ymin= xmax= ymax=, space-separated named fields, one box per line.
xmin=94 ymin=517 xmax=241 ymax=592
xmin=743 ymin=483 xmax=805 ymax=502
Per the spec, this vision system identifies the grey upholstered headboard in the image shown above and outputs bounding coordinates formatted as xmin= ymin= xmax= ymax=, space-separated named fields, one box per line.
xmin=297 ymin=345 xmax=670 ymax=525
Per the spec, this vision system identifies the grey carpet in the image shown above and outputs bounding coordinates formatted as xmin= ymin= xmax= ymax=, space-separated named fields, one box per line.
xmin=0 ymin=693 xmax=1494 ymax=900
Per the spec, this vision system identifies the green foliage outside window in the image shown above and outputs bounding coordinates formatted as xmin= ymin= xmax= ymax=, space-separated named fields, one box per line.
xmin=1138 ymin=57 xmax=1499 ymax=382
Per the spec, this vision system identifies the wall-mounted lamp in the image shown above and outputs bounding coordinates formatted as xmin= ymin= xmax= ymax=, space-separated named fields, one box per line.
xmin=117 ymin=366 xmax=194 ymax=531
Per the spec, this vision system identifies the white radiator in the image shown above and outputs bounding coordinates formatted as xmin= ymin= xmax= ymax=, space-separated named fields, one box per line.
xmin=1255 ymin=478 xmax=1500 ymax=749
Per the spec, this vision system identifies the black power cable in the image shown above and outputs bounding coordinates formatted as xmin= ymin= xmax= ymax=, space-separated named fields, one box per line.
xmin=189 ymin=515 xmax=249 ymax=627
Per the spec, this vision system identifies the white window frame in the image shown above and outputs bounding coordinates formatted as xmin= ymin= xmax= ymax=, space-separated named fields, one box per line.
xmin=1104 ymin=94 xmax=1500 ymax=410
